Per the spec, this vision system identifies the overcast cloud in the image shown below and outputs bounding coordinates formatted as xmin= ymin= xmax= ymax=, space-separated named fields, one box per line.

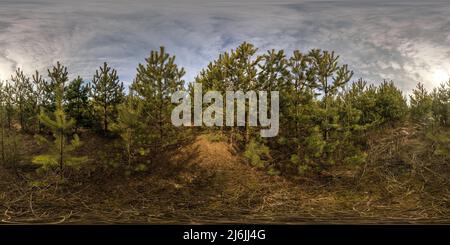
xmin=0 ymin=0 xmax=449 ymax=92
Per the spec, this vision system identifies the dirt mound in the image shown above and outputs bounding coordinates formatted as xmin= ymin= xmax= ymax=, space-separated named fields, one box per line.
xmin=174 ymin=135 xmax=270 ymax=187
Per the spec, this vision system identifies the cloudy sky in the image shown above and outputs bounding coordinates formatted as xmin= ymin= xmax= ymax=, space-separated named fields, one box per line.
xmin=0 ymin=0 xmax=449 ymax=93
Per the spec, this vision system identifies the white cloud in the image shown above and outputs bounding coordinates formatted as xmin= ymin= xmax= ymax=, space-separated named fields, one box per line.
xmin=0 ymin=0 xmax=449 ymax=93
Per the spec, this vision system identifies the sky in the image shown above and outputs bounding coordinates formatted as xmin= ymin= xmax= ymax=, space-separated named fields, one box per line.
xmin=0 ymin=0 xmax=449 ymax=93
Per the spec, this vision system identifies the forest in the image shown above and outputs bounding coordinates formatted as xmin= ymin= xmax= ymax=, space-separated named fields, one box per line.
xmin=0 ymin=42 xmax=449 ymax=223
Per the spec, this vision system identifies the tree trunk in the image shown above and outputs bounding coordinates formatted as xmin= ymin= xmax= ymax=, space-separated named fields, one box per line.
xmin=0 ymin=109 xmax=5 ymax=164
xmin=38 ymin=119 xmax=42 ymax=134
xmin=158 ymin=105 xmax=163 ymax=146
xmin=324 ymin=77 xmax=329 ymax=141
xmin=19 ymin=104 xmax=24 ymax=131
xmin=127 ymin=130 xmax=132 ymax=166
xmin=59 ymin=129 xmax=64 ymax=179
xmin=104 ymin=104 xmax=108 ymax=134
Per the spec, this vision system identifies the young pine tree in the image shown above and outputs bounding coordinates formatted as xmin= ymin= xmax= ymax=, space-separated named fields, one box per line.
xmin=410 ymin=82 xmax=432 ymax=123
xmin=33 ymin=62 xmax=86 ymax=178
xmin=257 ymin=49 xmax=289 ymax=144
xmin=0 ymin=90 xmax=22 ymax=169
xmin=308 ymin=49 xmax=353 ymax=140
xmin=0 ymin=83 xmax=6 ymax=164
xmin=2 ymin=83 xmax=15 ymax=129
xmin=112 ymin=93 xmax=145 ymax=169
xmin=431 ymin=80 xmax=450 ymax=127
xmin=375 ymin=80 xmax=408 ymax=124
xmin=11 ymin=68 xmax=35 ymax=132
xmin=132 ymin=47 xmax=185 ymax=150
xmin=283 ymin=50 xmax=318 ymax=169
xmin=91 ymin=62 xmax=125 ymax=134
xmin=32 ymin=70 xmax=51 ymax=132
xmin=196 ymin=43 xmax=259 ymax=146
xmin=65 ymin=76 xmax=90 ymax=133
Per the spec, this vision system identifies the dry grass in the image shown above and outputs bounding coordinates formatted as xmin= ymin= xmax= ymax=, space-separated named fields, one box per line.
xmin=0 ymin=125 xmax=448 ymax=224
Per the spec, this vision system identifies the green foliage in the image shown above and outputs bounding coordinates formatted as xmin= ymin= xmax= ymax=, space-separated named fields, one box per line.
xmin=304 ymin=126 xmax=326 ymax=158
xmin=2 ymin=83 xmax=15 ymax=129
xmin=196 ymin=43 xmax=411 ymax=176
xmin=267 ymin=166 xmax=281 ymax=176
xmin=338 ymin=79 xmax=380 ymax=127
xmin=309 ymin=49 xmax=354 ymax=100
xmin=196 ymin=42 xmax=260 ymax=145
xmin=0 ymin=82 xmax=23 ymax=168
xmin=10 ymin=68 xmax=36 ymax=132
xmin=410 ymin=82 xmax=432 ymax=123
xmin=431 ymin=80 xmax=450 ymax=127
xmin=134 ymin=163 xmax=148 ymax=172
xmin=343 ymin=151 xmax=367 ymax=166
xmin=65 ymin=76 xmax=91 ymax=132
xmin=91 ymin=62 xmax=125 ymax=133
xmin=244 ymin=139 xmax=270 ymax=168
xmin=32 ymin=70 xmax=52 ymax=132
xmin=426 ymin=128 xmax=450 ymax=157
xmin=132 ymin=46 xmax=185 ymax=151
xmin=0 ymin=129 xmax=23 ymax=168
xmin=0 ymin=43 xmax=447 ymax=182
xmin=206 ymin=132 xmax=227 ymax=142
xmin=112 ymin=93 xmax=144 ymax=167
xmin=290 ymin=154 xmax=310 ymax=175
xmin=375 ymin=80 xmax=408 ymax=123
xmin=32 ymin=62 xmax=87 ymax=177
xmin=258 ymin=48 xmax=289 ymax=91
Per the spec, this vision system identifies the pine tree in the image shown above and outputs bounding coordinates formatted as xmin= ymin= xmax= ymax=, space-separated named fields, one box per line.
xmin=112 ymin=93 xmax=144 ymax=168
xmin=244 ymin=139 xmax=270 ymax=169
xmin=91 ymin=62 xmax=124 ymax=134
xmin=431 ymin=80 xmax=450 ymax=127
xmin=65 ymin=76 xmax=90 ymax=133
xmin=342 ymin=79 xmax=380 ymax=126
xmin=0 ymin=87 xmax=22 ymax=168
xmin=32 ymin=62 xmax=86 ymax=178
xmin=32 ymin=70 xmax=50 ymax=132
xmin=196 ymin=42 xmax=259 ymax=146
xmin=132 ymin=47 xmax=185 ymax=150
xmin=257 ymin=49 xmax=289 ymax=144
xmin=0 ymin=83 xmax=6 ymax=164
xmin=337 ymin=79 xmax=377 ymax=128
xmin=410 ymin=82 xmax=432 ymax=123
xmin=308 ymin=49 xmax=353 ymax=140
xmin=285 ymin=50 xmax=317 ymax=137
xmin=10 ymin=68 xmax=35 ymax=132
xmin=2 ymin=83 xmax=14 ymax=129
xmin=228 ymin=43 xmax=260 ymax=144
xmin=375 ymin=80 xmax=408 ymax=124
xmin=289 ymin=49 xmax=354 ymax=170
xmin=258 ymin=49 xmax=289 ymax=91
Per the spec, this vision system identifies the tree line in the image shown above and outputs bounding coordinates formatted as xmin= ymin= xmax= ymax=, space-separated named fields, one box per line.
xmin=0 ymin=42 xmax=449 ymax=179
